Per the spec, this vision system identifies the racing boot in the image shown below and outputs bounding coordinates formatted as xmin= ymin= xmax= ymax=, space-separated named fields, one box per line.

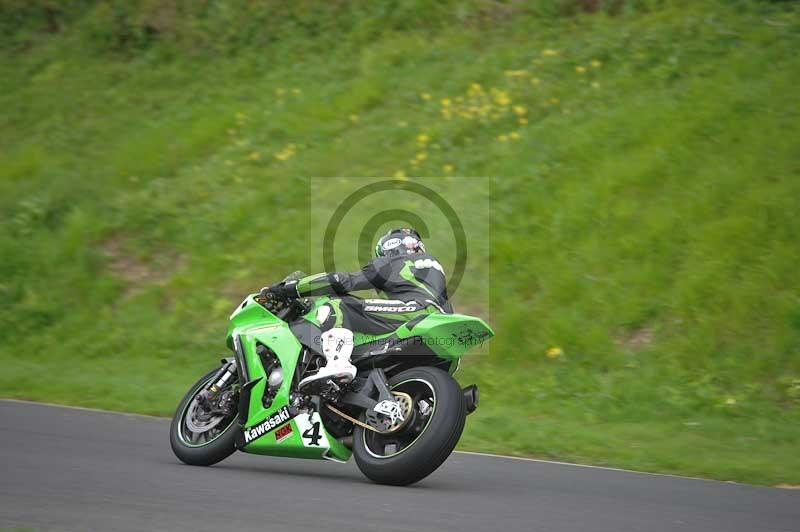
xmin=298 ymin=327 xmax=357 ymax=392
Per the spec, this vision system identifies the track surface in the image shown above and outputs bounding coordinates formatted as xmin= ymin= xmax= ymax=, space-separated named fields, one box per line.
xmin=0 ymin=400 xmax=797 ymax=532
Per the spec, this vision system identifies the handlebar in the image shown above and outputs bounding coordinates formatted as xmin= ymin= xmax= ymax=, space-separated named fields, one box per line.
xmin=256 ymin=293 xmax=307 ymax=322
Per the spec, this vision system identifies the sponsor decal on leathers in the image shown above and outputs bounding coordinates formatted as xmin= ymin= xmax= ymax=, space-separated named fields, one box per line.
xmin=243 ymin=406 xmax=293 ymax=444
xmin=414 ymin=258 xmax=445 ymax=273
xmin=364 ymin=305 xmax=418 ymax=312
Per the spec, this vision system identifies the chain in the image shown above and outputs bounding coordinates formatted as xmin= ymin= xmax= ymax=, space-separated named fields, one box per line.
xmin=325 ymin=392 xmax=413 ymax=434
xmin=325 ymin=403 xmax=381 ymax=432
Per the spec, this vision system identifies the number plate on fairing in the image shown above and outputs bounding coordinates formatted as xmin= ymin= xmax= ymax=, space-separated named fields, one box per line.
xmin=294 ymin=412 xmax=329 ymax=448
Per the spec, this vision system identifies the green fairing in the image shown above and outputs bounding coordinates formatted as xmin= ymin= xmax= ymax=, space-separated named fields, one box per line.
xmin=225 ymin=294 xmax=493 ymax=462
xmin=392 ymin=313 xmax=494 ymax=360
xmin=227 ymin=295 xmax=351 ymax=461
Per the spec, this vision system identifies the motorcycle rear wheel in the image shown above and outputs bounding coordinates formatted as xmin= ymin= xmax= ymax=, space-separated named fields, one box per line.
xmin=353 ymin=366 xmax=467 ymax=486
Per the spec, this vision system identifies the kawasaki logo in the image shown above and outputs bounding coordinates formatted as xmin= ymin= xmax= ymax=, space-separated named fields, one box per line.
xmin=243 ymin=406 xmax=293 ymax=444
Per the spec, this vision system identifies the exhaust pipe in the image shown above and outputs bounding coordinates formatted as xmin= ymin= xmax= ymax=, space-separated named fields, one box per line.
xmin=463 ymin=384 xmax=479 ymax=415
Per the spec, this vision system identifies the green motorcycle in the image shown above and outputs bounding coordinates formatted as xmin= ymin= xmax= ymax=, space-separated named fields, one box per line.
xmin=170 ymin=273 xmax=493 ymax=485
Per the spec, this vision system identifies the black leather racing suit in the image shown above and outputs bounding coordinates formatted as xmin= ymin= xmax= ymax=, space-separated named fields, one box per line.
xmin=294 ymin=252 xmax=452 ymax=334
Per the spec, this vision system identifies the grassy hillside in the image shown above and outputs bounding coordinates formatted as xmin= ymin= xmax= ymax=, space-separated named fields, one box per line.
xmin=2 ymin=0 xmax=799 ymax=485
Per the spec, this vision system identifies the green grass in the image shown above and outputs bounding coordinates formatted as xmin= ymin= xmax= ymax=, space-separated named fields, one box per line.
xmin=1 ymin=0 xmax=799 ymax=486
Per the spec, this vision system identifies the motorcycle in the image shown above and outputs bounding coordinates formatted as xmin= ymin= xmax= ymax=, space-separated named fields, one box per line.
xmin=170 ymin=272 xmax=493 ymax=485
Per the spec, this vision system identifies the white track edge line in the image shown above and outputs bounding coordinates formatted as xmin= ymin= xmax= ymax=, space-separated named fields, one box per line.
xmin=451 ymin=450 xmax=742 ymax=485
xmin=0 ymin=398 xmax=768 ymax=487
xmin=0 ymin=398 xmax=168 ymax=420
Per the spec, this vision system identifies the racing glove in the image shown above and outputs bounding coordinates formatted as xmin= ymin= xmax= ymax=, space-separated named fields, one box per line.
xmin=259 ymin=281 xmax=299 ymax=300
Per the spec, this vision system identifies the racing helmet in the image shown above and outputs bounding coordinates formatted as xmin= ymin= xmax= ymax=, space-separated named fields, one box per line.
xmin=375 ymin=228 xmax=426 ymax=258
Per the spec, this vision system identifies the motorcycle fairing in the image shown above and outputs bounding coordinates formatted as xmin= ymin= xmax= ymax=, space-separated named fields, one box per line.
xmin=227 ymin=295 xmax=351 ymax=461
xmin=225 ymin=294 xmax=492 ymax=461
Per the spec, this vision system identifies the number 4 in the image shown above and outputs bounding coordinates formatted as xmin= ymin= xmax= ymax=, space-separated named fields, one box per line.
xmin=302 ymin=421 xmax=322 ymax=446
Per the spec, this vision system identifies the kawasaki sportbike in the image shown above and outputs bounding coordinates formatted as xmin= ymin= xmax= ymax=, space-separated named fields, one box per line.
xmin=170 ymin=273 xmax=493 ymax=485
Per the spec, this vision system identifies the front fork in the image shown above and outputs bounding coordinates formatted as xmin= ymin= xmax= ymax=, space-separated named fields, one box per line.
xmin=196 ymin=358 xmax=238 ymax=414
xmin=208 ymin=358 xmax=237 ymax=393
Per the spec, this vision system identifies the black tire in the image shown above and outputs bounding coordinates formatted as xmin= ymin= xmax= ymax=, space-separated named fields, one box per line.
xmin=353 ymin=366 xmax=467 ymax=486
xmin=170 ymin=368 xmax=238 ymax=466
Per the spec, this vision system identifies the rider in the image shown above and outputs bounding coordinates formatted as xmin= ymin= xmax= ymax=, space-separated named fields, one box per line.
xmin=261 ymin=228 xmax=451 ymax=390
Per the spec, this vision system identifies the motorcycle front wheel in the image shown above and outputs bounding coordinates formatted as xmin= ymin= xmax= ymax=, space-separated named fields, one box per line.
xmin=353 ymin=366 xmax=467 ymax=486
xmin=170 ymin=368 xmax=239 ymax=466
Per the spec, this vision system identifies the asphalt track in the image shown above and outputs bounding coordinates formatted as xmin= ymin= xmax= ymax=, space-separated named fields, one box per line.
xmin=0 ymin=400 xmax=797 ymax=532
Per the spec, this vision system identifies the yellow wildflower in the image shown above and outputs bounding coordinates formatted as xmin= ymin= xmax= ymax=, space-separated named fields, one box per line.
xmin=443 ymin=164 xmax=454 ymax=174
xmin=497 ymin=134 xmax=508 ymax=142
xmin=420 ymin=92 xmax=432 ymax=101
xmin=440 ymin=98 xmax=452 ymax=107
xmin=541 ymin=49 xmax=559 ymax=57
xmin=394 ymin=170 xmax=407 ymax=179
xmin=492 ymin=89 xmax=511 ymax=106
xmin=292 ymin=88 xmax=301 ymax=95
xmin=415 ymin=152 xmax=428 ymax=161
xmin=549 ymin=97 xmax=560 ymax=105
xmin=504 ymin=69 xmax=529 ymax=77
xmin=591 ymin=59 xmax=603 ymax=68
xmin=416 ymin=133 xmax=430 ymax=144
xmin=349 ymin=114 xmax=359 ymax=123
xmin=509 ymin=131 xmax=520 ymax=140
xmin=546 ymin=347 xmax=564 ymax=359
xmin=247 ymin=152 xmax=261 ymax=161
xmin=513 ymin=105 xmax=527 ymax=116
xmin=530 ymin=77 xmax=541 ymax=86
xmin=725 ymin=397 xmax=737 ymax=405
xmin=273 ymin=143 xmax=297 ymax=161
xmin=518 ymin=117 xmax=528 ymax=125
xmin=575 ymin=65 xmax=587 ymax=74
xmin=468 ymin=83 xmax=483 ymax=95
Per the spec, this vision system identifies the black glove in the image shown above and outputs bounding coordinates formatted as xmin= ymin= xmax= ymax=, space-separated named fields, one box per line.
xmin=259 ymin=281 xmax=299 ymax=300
